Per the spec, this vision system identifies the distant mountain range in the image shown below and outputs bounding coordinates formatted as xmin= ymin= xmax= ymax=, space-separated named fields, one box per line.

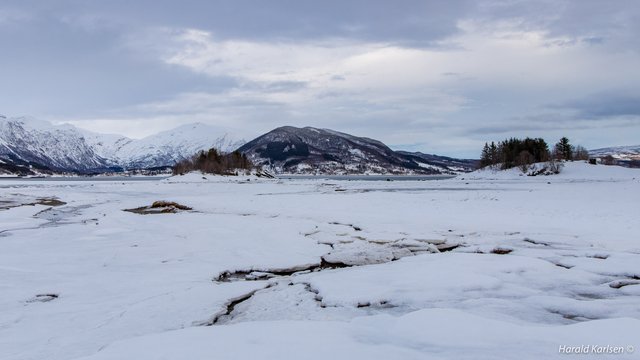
xmin=589 ymin=145 xmax=640 ymax=160
xmin=589 ymin=145 xmax=640 ymax=167
xmin=0 ymin=115 xmax=242 ymax=175
xmin=0 ymin=114 xmax=472 ymax=175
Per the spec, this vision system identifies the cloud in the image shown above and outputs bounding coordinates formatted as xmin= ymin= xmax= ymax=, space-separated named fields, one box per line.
xmin=0 ymin=7 xmax=32 ymax=24
xmin=69 ymin=16 xmax=640 ymax=156
xmin=2 ymin=1 xmax=640 ymax=157
xmin=554 ymin=93 xmax=640 ymax=120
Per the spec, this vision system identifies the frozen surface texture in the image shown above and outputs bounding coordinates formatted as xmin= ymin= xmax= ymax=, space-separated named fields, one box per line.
xmin=0 ymin=163 xmax=639 ymax=359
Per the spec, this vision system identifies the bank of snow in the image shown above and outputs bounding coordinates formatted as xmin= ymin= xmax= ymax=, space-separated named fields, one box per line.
xmin=464 ymin=161 xmax=639 ymax=181
xmin=2 ymin=165 xmax=639 ymax=360
xmin=74 ymin=309 xmax=640 ymax=360
xmin=164 ymin=170 xmax=276 ymax=183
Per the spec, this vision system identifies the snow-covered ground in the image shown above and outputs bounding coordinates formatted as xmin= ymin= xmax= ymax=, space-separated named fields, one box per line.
xmin=1 ymin=162 xmax=639 ymax=359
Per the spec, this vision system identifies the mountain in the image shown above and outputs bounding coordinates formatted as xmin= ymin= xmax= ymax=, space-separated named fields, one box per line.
xmin=237 ymin=126 xmax=474 ymax=175
xmin=396 ymin=151 xmax=478 ymax=172
xmin=0 ymin=115 xmax=244 ymax=174
xmin=589 ymin=145 xmax=640 ymax=167
xmin=83 ymin=123 xmax=244 ymax=169
xmin=0 ymin=115 xmax=112 ymax=175
xmin=589 ymin=145 xmax=640 ymax=160
xmin=0 ymin=115 xmax=475 ymax=175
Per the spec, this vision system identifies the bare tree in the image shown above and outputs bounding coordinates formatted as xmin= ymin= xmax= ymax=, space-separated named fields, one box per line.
xmin=517 ymin=150 xmax=534 ymax=173
xmin=574 ymin=145 xmax=589 ymax=160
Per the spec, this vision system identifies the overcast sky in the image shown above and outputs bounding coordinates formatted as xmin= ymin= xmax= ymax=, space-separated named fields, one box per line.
xmin=1 ymin=0 xmax=639 ymax=157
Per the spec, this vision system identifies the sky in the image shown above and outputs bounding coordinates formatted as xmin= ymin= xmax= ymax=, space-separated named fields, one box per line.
xmin=0 ymin=0 xmax=639 ymax=158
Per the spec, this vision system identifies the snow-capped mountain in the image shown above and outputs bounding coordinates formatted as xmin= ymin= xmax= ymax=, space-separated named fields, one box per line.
xmin=0 ymin=115 xmax=475 ymax=175
xmin=237 ymin=126 xmax=474 ymax=175
xmin=83 ymin=123 xmax=245 ymax=169
xmin=0 ymin=115 xmax=244 ymax=174
xmin=0 ymin=115 xmax=111 ymax=174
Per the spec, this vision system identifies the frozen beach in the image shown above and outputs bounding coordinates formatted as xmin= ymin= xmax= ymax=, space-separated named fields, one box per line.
xmin=1 ymin=162 xmax=639 ymax=359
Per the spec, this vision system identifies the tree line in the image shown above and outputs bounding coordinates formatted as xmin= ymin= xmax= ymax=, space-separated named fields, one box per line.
xmin=480 ymin=136 xmax=589 ymax=170
xmin=172 ymin=148 xmax=254 ymax=175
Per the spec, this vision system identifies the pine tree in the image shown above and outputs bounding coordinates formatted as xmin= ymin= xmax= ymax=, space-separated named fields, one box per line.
xmin=489 ymin=142 xmax=499 ymax=165
xmin=480 ymin=142 xmax=491 ymax=167
xmin=555 ymin=137 xmax=574 ymax=161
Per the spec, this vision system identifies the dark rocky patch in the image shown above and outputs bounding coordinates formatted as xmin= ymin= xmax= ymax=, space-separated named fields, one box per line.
xmin=523 ymin=238 xmax=550 ymax=246
xmin=491 ymin=247 xmax=513 ymax=255
xmin=27 ymin=293 xmax=59 ymax=303
xmin=124 ymin=201 xmax=192 ymax=215
xmin=35 ymin=198 xmax=66 ymax=207
xmin=436 ymin=243 xmax=461 ymax=252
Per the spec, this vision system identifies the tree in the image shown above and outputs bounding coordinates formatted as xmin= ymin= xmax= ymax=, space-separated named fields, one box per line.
xmin=574 ymin=145 xmax=589 ymax=160
xmin=554 ymin=137 xmax=574 ymax=161
xmin=172 ymin=147 xmax=255 ymax=175
xmin=479 ymin=137 xmax=550 ymax=170
xmin=480 ymin=143 xmax=491 ymax=168
xmin=497 ymin=137 xmax=549 ymax=169
xmin=479 ymin=141 xmax=502 ymax=168
xmin=517 ymin=150 xmax=534 ymax=172
xmin=489 ymin=142 xmax=499 ymax=166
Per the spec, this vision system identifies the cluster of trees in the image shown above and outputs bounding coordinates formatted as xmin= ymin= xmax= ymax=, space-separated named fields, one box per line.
xmin=172 ymin=148 xmax=254 ymax=175
xmin=480 ymin=136 xmax=589 ymax=171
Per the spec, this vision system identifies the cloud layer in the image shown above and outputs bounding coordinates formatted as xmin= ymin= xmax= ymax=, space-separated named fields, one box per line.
xmin=1 ymin=0 xmax=639 ymax=157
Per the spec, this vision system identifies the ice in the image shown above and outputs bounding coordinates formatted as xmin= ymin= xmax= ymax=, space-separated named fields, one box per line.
xmin=0 ymin=162 xmax=638 ymax=359
xmin=71 ymin=310 xmax=640 ymax=360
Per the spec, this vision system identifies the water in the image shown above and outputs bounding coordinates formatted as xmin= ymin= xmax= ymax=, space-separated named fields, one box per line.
xmin=0 ymin=174 xmax=456 ymax=183
xmin=0 ymin=176 xmax=169 ymax=182
xmin=277 ymin=175 xmax=456 ymax=181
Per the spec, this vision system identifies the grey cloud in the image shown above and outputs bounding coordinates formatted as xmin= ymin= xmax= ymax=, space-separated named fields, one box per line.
xmin=0 ymin=9 xmax=237 ymax=117
xmin=5 ymin=0 xmax=471 ymax=45
xmin=553 ymin=93 xmax=640 ymax=120
xmin=1 ymin=0 xmax=640 ymax=158
xmin=476 ymin=0 xmax=640 ymax=50
xmin=244 ymin=80 xmax=308 ymax=93
xmin=461 ymin=114 xmax=640 ymax=146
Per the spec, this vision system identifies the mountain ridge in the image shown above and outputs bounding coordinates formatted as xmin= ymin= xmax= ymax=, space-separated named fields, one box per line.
xmin=0 ymin=116 xmax=478 ymax=176
xmin=238 ymin=126 xmax=476 ymax=175
xmin=0 ymin=116 xmax=243 ymax=175
xmin=589 ymin=145 xmax=640 ymax=160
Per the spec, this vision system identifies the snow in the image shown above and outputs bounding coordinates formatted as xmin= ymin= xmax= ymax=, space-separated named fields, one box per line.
xmin=0 ymin=116 xmax=245 ymax=171
xmin=0 ymin=162 xmax=639 ymax=359
xmin=164 ymin=171 xmax=276 ymax=183
xmin=71 ymin=310 xmax=640 ymax=360
xmin=416 ymin=161 xmax=442 ymax=171
xmin=348 ymin=148 xmax=364 ymax=158
xmin=82 ymin=122 xmax=245 ymax=169
xmin=590 ymin=145 xmax=640 ymax=160
xmin=465 ymin=161 xmax=639 ymax=181
xmin=0 ymin=116 xmax=107 ymax=171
